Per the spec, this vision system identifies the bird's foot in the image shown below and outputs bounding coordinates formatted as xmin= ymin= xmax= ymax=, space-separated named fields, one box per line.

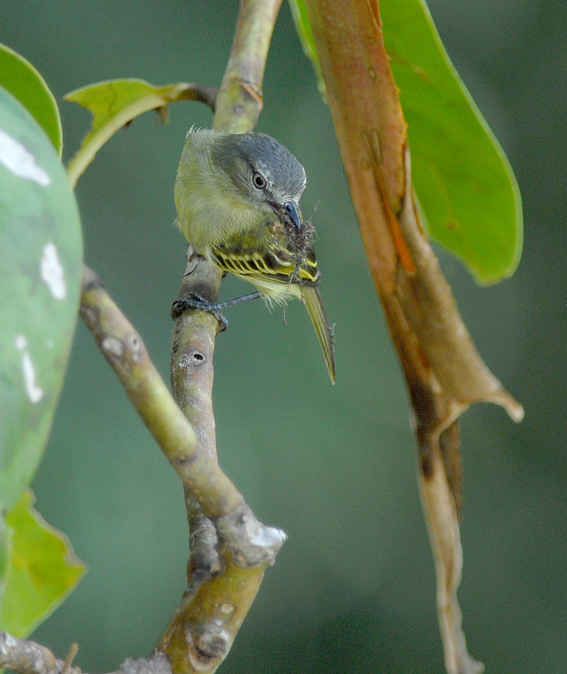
xmin=171 ymin=294 xmax=229 ymax=332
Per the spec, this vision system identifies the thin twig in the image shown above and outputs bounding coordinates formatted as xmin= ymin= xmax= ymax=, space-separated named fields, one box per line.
xmin=176 ymin=83 xmax=218 ymax=112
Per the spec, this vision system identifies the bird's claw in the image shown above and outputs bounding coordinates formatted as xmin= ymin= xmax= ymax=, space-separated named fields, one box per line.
xmin=171 ymin=294 xmax=229 ymax=332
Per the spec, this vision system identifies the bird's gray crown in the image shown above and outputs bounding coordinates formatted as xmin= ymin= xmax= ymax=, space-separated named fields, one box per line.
xmin=211 ymin=132 xmax=306 ymax=202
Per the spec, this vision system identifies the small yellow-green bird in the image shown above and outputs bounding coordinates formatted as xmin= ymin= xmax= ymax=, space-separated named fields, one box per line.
xmin=174 ymin=128 xmax=336 ymax=383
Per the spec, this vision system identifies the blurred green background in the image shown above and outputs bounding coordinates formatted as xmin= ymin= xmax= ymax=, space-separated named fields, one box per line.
xmin=2 ymin=1 xmax=565 ymax=672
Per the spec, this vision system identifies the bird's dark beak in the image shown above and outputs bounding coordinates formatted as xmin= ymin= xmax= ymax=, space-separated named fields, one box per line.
xmin=282 ymin=201 xmax=301 ymax=230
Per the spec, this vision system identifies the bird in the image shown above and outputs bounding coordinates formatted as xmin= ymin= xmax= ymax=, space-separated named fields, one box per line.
xmin=174 ymin=127 xmax=335 ymax=384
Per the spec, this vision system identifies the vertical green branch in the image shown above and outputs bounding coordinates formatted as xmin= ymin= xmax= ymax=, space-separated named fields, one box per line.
xmin=164 ymin=2 xmax=286 ymax=673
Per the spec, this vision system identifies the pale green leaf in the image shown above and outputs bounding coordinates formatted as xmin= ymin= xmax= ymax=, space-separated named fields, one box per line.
xmin=65 ymin=78 xmax=199 ymax=187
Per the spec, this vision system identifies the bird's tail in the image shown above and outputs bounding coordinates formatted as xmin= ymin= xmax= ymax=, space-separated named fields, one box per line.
xmin=300 ymin=286 xmax=336 ymax=384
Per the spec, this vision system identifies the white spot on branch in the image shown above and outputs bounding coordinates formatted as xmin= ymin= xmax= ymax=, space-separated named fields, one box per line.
xmin=41 ymin=243 xmax=66 ymax=299
xmin=0 ymin=129 xmax=50 ymax=185
xmin=15 ymin=335 xmax=44 ymax=403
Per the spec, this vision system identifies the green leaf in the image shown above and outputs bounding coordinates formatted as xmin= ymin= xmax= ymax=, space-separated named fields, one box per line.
xmin=65 ymin=78 xmax=199 ymax=187
xmin=381 ymin=0 xmax=523 ymax=284
xmin=290 ymin=0 xmax=523 ymax=284
xmin=0 ymin=490 xmax=86 ymax=637
xmin=0 ymin=43 xmax=62 ymax=156
xmin=0 ymin=86 xmax=82 ymax=513
xmin=288 ymin=0 xmax=326 ymax=98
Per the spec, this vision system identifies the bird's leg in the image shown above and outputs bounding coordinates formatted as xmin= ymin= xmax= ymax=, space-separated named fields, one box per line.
xmin=213 ymin=291 xmax=261 ymax=309
xmin=171 ymin=292 xmax=261 ymax=332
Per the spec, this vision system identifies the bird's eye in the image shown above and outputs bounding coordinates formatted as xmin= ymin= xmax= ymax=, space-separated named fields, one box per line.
xmin=252 ymin=172 xmax=267 ymax=189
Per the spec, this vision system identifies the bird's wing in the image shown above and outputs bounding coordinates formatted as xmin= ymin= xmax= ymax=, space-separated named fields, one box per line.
xmin=211 ymin=236 xmax=320 ymax=286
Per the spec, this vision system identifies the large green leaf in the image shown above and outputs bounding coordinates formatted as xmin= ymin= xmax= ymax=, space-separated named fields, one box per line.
xmin=0 ymin=86 xmax=82 ymax=513
xmin=0 ymin=43 xmax=62 ymax=156
xmin=0 ymin=490 xmax=86 ymax=637
xmin=289 ymin=0 xmax=523 ymax=284
xmin=381 ymin=0 xmax=522 ymax=283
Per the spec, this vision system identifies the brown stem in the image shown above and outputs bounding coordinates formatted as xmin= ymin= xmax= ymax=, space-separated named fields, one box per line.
xmin=303 ymin=1 xmax=521 ymax=672
xmin=176 ymin=83 xmax=219 ymax=112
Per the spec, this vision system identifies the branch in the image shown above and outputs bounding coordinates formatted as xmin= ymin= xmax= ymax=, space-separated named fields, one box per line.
xmin=162 ymin=1 xmax=285 ymax=673
xmin=80 ymin=265 xmax=248 ymax=518
xmin=213 ymin=0 xmax=281 ymax=133
xmin=79 ymin=261 xmax=286 ymax=673
xmin=0 ymin=630 xmax=171 ymax=674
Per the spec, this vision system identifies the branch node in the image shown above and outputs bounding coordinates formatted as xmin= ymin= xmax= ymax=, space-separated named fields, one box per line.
xmin=188 ymin=622 xmax=231 ymax=668
xmin=215 ymin=504 xmax=287 ymax=567
xmin=185 ymin=514 xmax=221 ymax=591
